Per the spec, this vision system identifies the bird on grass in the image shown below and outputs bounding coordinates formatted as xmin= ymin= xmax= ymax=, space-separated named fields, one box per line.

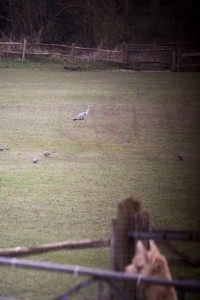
xmin=43 ymin=151 xmax=55 ymax=157
xmin=0 ymin=146 xmax=9 ymax=151
xmin=73 ymin=105 xmax=92 ymax=121
xmin=176 ymin=153 xmax=184 ymax=161
xmin=32 ymin=157 xmax=39 ymax=164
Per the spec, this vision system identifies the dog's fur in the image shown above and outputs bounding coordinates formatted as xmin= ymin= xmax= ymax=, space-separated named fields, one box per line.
xmin=125 ymin=240 xmax=177 ymax=300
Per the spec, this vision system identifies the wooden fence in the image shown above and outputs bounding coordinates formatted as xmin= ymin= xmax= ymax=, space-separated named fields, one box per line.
xmin=0 ymin=40 xmax=200 ymax=71
xmin=122 ymin=43 xmax=177 ymax=71
xmin=0 ymin=40 xmax=122 ymax=64
xmin=0 ymin=197 xmax=200 ymax=299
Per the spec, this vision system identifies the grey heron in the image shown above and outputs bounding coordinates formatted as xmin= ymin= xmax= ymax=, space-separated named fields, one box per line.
xmin=43 ymin=151 xmax=55 ymax=157
xmin=73 ymin=105 xmax=92 ymax=121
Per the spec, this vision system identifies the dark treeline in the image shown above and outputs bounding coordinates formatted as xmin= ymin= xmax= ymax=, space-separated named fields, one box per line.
xmin=0 ymin=0 xmax=199 ymax=48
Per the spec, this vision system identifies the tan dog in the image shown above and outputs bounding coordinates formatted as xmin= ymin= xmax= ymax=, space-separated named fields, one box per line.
xmin=125 ymin=240 xmax=177 ymax=300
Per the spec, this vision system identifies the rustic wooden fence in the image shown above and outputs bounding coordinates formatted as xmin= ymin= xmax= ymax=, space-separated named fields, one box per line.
xmin=0 ymin=40 xmax=199 ymax=71
xmin=0 ymin=40 xmax=122 ymax=64
xmin=122 ymin=43 xmax=177 ymax=71
xmin=0 ymin=197 xmax=200 ymax=300
xmin=122 ymin=43 xmax=200 ymax=71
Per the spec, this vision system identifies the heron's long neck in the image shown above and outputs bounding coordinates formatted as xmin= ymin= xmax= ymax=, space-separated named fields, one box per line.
xmin=86 ymin=107 xmax=90 ymax=114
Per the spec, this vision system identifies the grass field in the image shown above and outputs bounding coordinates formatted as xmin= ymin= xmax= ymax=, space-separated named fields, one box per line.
xmin=0 ymin=61 xmax=200 ymax=299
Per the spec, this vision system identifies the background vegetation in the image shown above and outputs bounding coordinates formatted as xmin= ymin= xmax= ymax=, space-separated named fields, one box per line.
xmin=0 ymin=60 xmax=200 ymax=299
xmin=0 ymin=0 xmax=199 ymax=48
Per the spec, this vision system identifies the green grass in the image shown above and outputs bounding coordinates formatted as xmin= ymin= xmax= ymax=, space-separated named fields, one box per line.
xmin=0 ymin=57 xmax=121 ymax=70
xmin=0 ymin=63 xmax=200 ymax=299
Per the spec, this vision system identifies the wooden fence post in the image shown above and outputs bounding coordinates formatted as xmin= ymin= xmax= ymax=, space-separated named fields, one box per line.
xmin=71 ymin=43 xmax=75 ymax=63
xmin=110 ymin=196 xmax=149 ymax=300
xmin=172 ymin=49 xmax=176 ymax=72
xmin=177 ymin=48 xmax=181 ymax=72
xmin=122 ymin=43 xmax=128 ymax=65
xmin=22 ymin=38 xmax=27 ymax=60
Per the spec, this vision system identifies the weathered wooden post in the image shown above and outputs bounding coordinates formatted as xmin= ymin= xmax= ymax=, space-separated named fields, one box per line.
xmin=175 ymin=47 xmax=181 ymax=72
xmin=71 ymin=43 xmax=75 ymax=63
xmin=172 ymin=49 xmax=176 ymax=72
xmin=122 ymin=42 xmax=128 ymax=65
xmin=110 ymin=196 xmax=149 ymax=300
xmin=22 ymin=38 xmax=27 ymax=60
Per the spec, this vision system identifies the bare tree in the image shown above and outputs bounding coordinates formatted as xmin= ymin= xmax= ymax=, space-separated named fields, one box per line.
xmin=149 ymin=0 xmax=160 ymax=43
xmin=6 ymin=0 xmax=47 ymax=41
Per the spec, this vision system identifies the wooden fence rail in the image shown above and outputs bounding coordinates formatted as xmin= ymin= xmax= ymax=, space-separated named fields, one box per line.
xmin=0 ymin=197 xmax=199 ymax=269
xmin=0 ymin=198 xmax=199 ymax=268
xmin=0 ymin=238 xmax=110 ymax=257
xmin=129 ymin=230 xmax=200 ymax=242
xmin=1 ymin=40 xmax=199 ymax=71
xmin=129 ymin=229 xmax=200 ymax=267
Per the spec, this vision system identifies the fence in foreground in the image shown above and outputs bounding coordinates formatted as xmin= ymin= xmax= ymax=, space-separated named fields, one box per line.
xmin=0 ymin=255 xmax=200 ymax=300
xmin=0 ymin=197 xmax=200 ymax=299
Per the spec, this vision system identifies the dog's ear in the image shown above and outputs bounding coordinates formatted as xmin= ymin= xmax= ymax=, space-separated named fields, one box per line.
xmin=148 ymin=240 xmax=162 ymax=263
xmin=149 ymin=240 xmax=160 ymax=254
xmin=135 ymin=240 xmax=148 ymax=256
